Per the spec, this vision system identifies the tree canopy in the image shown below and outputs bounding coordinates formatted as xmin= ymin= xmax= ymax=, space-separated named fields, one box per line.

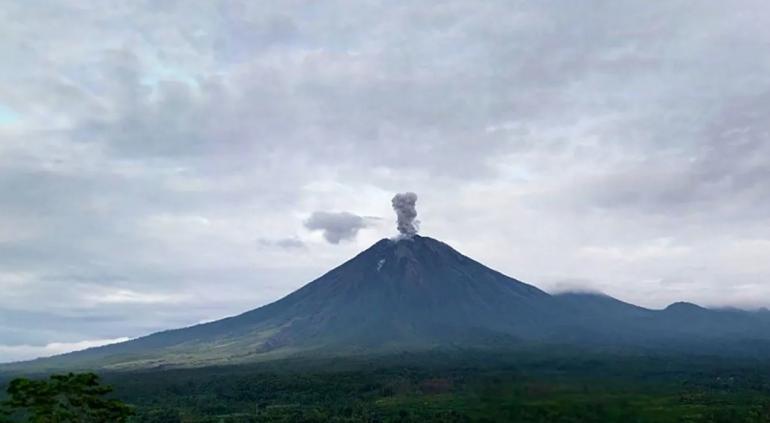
xmin=1 ymin=373 xmax=133 ymax=422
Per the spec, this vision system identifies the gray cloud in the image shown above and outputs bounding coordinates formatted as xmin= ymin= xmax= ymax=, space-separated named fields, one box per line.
xmin=304 ymin=212 xmax=374 ymax=244
xmin=1 ymin=0 xmax=770 ymax=362
xmin=257 ymin=237 xmax=306 ymax=250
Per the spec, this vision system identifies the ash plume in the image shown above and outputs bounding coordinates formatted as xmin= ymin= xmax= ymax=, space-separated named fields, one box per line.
xmin=391 ymin=192 xmax=419 ymax=238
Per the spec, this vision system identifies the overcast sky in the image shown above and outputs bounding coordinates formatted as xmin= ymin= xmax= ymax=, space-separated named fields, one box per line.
xmin=1 ymin=0 xmax=769 ymax=363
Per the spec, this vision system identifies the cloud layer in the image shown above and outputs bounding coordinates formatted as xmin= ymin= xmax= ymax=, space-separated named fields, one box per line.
xmin=1 ymin=0 xmax=770 ymax=362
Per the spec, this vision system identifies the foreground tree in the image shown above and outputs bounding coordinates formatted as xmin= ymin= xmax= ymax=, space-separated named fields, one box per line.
xmin=2 ymin=373 xmax=133 ymax=422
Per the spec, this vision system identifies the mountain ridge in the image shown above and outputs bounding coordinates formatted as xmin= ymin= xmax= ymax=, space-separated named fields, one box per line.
xmin=4 ymin=235 xmax=770 ymax=372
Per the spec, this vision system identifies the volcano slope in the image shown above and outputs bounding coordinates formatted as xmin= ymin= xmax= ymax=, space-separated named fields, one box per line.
xmin=6 ymin=235 xmax=770 ymax=372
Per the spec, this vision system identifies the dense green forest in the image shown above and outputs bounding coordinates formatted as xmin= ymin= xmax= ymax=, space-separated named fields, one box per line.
xmin=0 ymin=372 xmax=133 ymax=422
xmin=5 ymin=350 xmax=770 ymax=422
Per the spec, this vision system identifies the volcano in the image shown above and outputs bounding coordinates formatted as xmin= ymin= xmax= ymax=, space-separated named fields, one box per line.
xmin=7 ymin=235 xmax=770 ymax=371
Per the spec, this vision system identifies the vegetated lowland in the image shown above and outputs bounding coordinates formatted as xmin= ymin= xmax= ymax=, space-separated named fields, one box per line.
xmin=5 ymin=349 xmax=770 ymax=423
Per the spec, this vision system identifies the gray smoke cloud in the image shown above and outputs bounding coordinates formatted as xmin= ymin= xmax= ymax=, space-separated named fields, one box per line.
xmin=391 ymin=192 xmax=419 ymax=237
xmin=304 ymin=211 xmax=371 ymax=244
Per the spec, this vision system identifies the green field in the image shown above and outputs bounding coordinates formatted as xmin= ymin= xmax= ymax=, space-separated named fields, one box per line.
xmin=17 ymin=349 xmax=763 ymax=422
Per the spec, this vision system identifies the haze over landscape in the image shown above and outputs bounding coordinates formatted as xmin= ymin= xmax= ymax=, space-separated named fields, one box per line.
xmin=2 ymin=0 xmax=770 ymax=370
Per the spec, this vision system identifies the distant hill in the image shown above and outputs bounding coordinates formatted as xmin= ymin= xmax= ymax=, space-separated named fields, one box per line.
xmin=5 ymin=235 xmax=770 ymax=372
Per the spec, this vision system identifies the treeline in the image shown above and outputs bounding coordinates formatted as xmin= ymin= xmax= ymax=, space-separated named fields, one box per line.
xmin=6 ymin=352 xmax=770 ymax=421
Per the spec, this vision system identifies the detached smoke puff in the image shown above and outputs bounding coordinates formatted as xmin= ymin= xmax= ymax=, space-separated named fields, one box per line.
xmin=304 ymin=211 xmax=370 ymax=244
xmin=392 ymin=192 xmax=419 ymax=238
